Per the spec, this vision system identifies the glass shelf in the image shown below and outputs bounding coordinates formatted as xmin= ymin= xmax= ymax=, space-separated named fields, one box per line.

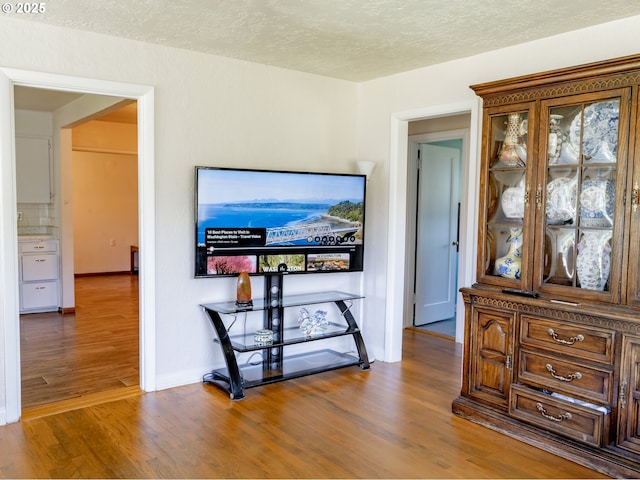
xmin=206 ymin=349 xmax=361 ymax=388
xmin=219 ymin=322 xmax=361 ymax=352
xmin=201 ymin=290 xmax=363 ymax=314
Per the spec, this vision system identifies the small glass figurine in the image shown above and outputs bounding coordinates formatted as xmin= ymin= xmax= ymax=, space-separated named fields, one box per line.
xmin=298 ymin=307 xmax=329 ymax=336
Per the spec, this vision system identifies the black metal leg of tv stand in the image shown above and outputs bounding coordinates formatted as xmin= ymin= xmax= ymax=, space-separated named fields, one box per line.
xmin=203 ymin=308 xmax=245 ymax=400
xmin=335 ymin=299 xmax=370 ymax=370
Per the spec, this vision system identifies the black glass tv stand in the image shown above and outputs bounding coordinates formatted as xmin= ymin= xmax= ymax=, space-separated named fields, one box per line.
xmin=201 ymin=274 xmax=370 ymax=399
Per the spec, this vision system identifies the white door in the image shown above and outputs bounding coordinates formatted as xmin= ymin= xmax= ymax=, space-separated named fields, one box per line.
xmin=414 ymin=143 xmax=460 ymax=325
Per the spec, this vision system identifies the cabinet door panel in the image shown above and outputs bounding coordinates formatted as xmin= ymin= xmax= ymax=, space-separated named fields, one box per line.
xmin=469 ymin=307 xmax=515 ymax=407
xmin=618 ymin=335 xmax=640 ymax=454
xmin=16 ymin=136 xmax=51 ymax=204
xmin=534 ymin=90 xmax=631 ymax=304
xmin=476 ymin=103 xmax=536 ymax=290
xmin=626 ymin=96 xmax=640 ymax=306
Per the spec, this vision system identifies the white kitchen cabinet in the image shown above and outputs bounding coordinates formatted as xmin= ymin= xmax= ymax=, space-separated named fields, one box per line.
xmin=16 ymin=136 xmax=52 ymax=203
xmin=19 ymin=238 xmax=60 ymax=313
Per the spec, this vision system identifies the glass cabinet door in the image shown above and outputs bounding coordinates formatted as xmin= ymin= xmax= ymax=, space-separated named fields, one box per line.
xmin=479 ymin=106 xmax=533 ymax=286
xmin=626 ymin=104 xmax=640 ymax=306
xmin=536 ymin=91 xmax=629 ymax=302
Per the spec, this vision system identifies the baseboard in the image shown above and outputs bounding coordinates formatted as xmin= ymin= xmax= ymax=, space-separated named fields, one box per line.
xmin=407 ymin=326 xmax=455 ymax=341
xmin=58 ymin=307 xmax=76 ymax=315
xmin=74 ymin=271 xmax=131 ymax=277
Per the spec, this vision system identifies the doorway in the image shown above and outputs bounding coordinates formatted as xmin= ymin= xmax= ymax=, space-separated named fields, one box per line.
xmin=17 ymin=96 xmax=140 ymax=410
xmin=411 ymin=138 xmax=462 ymax=335
xmin=0 ymin=68 xmax=155 ymax=424
xmin=381 ymin=106 xmax=478 ymax=363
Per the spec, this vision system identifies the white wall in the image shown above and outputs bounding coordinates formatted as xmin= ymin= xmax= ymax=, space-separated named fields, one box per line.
xmin=356 ymin=14 xmax=640 ymax=361
xmin=14 ymin=110 xmax=52 ymax=137
xmin=0 ymin=16 xmax=360 ymax=403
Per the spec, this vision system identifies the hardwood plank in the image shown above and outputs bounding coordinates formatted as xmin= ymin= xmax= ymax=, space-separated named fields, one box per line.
xmin=0 ymin=328 xmax=606 ymax=478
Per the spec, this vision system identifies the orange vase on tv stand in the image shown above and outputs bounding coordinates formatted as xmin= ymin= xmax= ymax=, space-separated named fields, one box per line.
xmin=236 ymin=272 xmax=253 ymax=308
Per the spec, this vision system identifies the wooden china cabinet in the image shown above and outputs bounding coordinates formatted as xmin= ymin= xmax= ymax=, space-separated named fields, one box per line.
xmin=451 ymin=55 xmax=640 ymax=478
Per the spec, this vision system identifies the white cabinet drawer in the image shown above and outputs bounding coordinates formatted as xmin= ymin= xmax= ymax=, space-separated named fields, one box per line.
xmin=22 ymin=254 xmax=58 ymax=281
xmin=19 ymin=240 xmax=57 ymax=253
xmin=21 ymin=282 xmax=58 ymax=310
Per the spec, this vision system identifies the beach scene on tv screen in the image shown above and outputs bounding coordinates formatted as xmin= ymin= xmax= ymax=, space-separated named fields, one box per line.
xmin=197 ymin=169 xmax=365 ymax=248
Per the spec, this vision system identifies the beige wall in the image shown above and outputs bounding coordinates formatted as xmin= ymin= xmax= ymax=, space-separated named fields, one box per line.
xmin=71 ymin=152 xmax=138 ymax=274
xmin=71 ymin=119 xmax=138 ymax=274
xmin=72 ymin=118 xmax=137 ymax=152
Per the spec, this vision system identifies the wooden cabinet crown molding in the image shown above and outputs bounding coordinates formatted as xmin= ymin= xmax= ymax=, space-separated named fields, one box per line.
xmin=471 ymin=54 xmax=640 ymax=99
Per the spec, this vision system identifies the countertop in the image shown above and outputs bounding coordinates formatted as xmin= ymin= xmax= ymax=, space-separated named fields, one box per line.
xmin=18 ymin=235 xmax=57 ymax=241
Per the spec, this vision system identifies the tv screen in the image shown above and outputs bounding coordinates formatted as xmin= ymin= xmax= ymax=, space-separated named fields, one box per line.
xmin=195 ymin=167 xmax=366 ymax=277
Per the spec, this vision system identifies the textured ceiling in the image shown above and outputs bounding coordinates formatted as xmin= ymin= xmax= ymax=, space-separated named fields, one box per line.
xmin=10 ymin=0 xmax=640 ymax=82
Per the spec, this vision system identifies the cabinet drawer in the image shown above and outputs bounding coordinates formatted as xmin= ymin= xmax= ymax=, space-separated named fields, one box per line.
xmin=21 ymin=281 xmax=58 ymax=310
xmin=509 ymin=384 xmax=610 ymax=448
xmin=520 ymin=316 xmax=614 ymax=364
xmin=518 ymin=349 xmax=613 ymax=404
xmin=21 ymin=255 xmax=58 ymax=281
xmin=19 ymin=240 xmax=57 ymax=253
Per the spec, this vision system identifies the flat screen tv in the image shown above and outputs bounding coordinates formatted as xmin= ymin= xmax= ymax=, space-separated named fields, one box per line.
xmin=195 ymin=166 xmax=366 ymax=277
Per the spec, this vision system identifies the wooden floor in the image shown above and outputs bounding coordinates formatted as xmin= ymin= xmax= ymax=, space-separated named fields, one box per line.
xmin=4 ymin=318 xmax=605 ymax=477
xmin=20 ymin=274 xmax=139 ymax=410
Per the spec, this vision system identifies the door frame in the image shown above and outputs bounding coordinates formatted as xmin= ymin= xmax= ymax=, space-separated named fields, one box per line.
xmin=407 ymin=133 xmax=464 ymax=328
xmin=0 ymin=68 xmax=156 ymax=424
xmin=384 ymin=100 xmax=481 ymax=361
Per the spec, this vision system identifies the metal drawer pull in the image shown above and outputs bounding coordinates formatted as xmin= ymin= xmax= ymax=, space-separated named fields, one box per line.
xmin=620 ymin=381 xmax=628 ymax=408
xmin=547 ymin=328 xmax=584 ymax=345
xmin=536 ymin=402 xmax=572 ymax=422
xmin=545 ymin=363 xmax=582 ymax=382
